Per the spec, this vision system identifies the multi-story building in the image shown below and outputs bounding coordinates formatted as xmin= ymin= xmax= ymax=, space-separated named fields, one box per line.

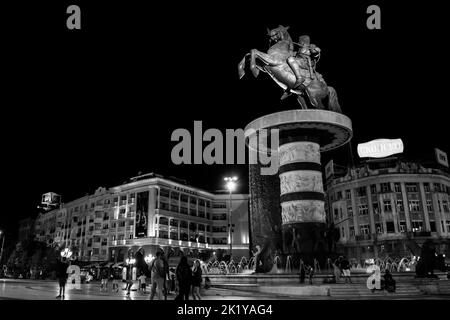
xmin=33 ymin=173 xmax=250 ymax=263
xmin=18 ymin=218 xmax=35 ymax=242
xmin=325 ymin=158 xmax=450 ymax=263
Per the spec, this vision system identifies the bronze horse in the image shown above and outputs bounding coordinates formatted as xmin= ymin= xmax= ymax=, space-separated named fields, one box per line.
xmin=238 ymin=25 xmax=341 ymax=113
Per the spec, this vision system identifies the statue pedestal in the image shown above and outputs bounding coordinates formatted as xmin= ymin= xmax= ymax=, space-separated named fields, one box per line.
xmin=246 ymin=110 xmax=352 ymax=267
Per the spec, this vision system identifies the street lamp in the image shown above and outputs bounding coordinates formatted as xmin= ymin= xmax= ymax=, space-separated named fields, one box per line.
xmin=0 ymin=230 xmax=5 ymax=266
xmin=224 ymin=176 xmax=238 ymax=261
xmin=60 ymin=248 xmax=73 ymax=260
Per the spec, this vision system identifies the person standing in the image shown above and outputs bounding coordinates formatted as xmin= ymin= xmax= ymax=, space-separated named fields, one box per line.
xmin=333 ymin=256 xmax=343 ymax=283
xmin=56 ymin=257 xmax=69 ymax=299
xmin=125 ymin=265 xmax=134 ymax=296
xmin=341 ymin=256 xmax=352 ymax=284
xmin=149 ymin=251 xmax=165 ymax=300
xmin=138 ymin=271 xmax=147 ymax=294
xmin=191 ymin=259 xmax=202 ymax=300
xmin=175 ymin=256 xmax=192 ymax=300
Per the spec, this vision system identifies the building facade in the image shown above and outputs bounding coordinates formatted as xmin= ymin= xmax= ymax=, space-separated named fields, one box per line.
xmin=325 ymin=158 xmax=450 ymax=263
xmin=33 ymin=173 xmax=249 ymax=263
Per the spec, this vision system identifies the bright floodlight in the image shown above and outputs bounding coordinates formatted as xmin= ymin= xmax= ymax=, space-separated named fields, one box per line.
xmin=224 ymin=176 xmax=238 ymax=192
xmin=60 ymin=248 xmax=73 ymax=258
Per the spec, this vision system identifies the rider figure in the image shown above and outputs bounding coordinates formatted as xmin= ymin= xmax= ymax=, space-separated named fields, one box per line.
xmin=282 ymin=35 xmax=321 ymax=100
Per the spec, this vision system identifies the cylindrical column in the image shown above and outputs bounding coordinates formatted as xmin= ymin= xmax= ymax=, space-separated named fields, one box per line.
xmin=278 ymin=138 xmax=327 ymax=265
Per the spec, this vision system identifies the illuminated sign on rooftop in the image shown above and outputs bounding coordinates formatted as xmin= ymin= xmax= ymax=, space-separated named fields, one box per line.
xmin=357 ymin=138 xmax=404 ymax=158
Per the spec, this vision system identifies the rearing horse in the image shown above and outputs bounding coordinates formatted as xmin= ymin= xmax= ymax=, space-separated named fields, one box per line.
xmin=238 ymin=25 xmax=341 ymax=113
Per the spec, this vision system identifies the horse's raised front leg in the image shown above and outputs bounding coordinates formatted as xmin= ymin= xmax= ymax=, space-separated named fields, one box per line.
xmin=238 ymin=53 xmax=250 ymax=79
xmin=250 ymin=49 xmax=280 ymax=78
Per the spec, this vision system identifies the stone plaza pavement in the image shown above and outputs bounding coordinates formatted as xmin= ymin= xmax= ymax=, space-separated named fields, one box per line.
xmin=1 ymin=279 xmax=449 ymax=300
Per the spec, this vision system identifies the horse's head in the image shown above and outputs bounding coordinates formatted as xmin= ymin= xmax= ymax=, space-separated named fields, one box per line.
xmin=267 ymin=25 xmax=291 ymax=45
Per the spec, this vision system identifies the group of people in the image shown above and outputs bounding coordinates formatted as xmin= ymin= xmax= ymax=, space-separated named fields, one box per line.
xmin=122 ymin=251 xmax=204 ymax=300
xmin=333 ymin=256 xmax=352 ymax=284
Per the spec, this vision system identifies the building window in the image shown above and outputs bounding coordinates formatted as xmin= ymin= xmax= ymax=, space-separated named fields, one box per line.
xmin=443 ymin=200 xmax=449 ymax=213
xmin=372 ymin=202 xmax=380 ymax=214
xmin=360 ymin=224 xmax=370 ymax=235
xmin=411 ymin=220 xmax=423 ymax=232
xmin=160 ymin=188 xmax=170 ymax=198
xmin=345 ymin=190 xmax=351 ymax=200
xmin=386 ymin=221 xmax=395 ymax=233
xmin=446 ymin=221 xmax=450 ymax=233
xmin=334 ymin=208 xmax=339 ymax=220
xmin=375 ymin=223 xmax=383 ymax=234
xmin=399 ymin=221 xmax=406 ymax=233
xmin=381 ymin=183 xmax=391 ymax=193
xmin=429 ymin=221 xmax=436 ymax=232
xmin=370 ymin=184 xmax=377 ymax=194
xmin=426 ymin=200 xmax=433 ymax=212
xmin=336 ymin=191 xmax=343 ymax=200
xmin=356 ymin=187 xmax=367 ymax=197
xmin=383 ymin=200 xmax=392 ymax=212
xmin=349 ymin=226 xmax=355 ymax=237
xmin=423 ymin=183 xmax=430 ymax=192
xmin=408 ymin=200 xmax=421 ymax=212
xmin=406 ymin=183 xmax=418 ymax=193
xmin=358 ymin=204 xmax=369 ymax=216
xmin=433 ymin=183 xmax=441 ymax=192
xmin=347 ymin=206 xmax=353 ymax=218
xmin=394 ymin=183 xmax=402 ymax=193
xmin=396 ymin=200 xmax=404 ymax=212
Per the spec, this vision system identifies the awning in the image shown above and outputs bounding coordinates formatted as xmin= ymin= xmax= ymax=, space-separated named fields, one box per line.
xmin=100 ymin=262 xmax=114 ymax=267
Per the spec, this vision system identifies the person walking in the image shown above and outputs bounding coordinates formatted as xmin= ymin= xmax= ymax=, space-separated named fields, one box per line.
xmin=111 ymin=268 xmax=120 ymax=293
xmin=191 ymin=259 xmax=202 ymax=300
xmin=100 ymin=267 xmax=109 ymax=292
xmin=175 ymin=256 xmax=192 ymax=300
xmin=149 ymin=251 xmax=165 ymax=300
xmin=341 ymin=256 xmax=352 ymax=284
xmin=125 ymin=265 xmax=134 ymax=296
xmin=56 ymin=257 xmax=69 ymax=299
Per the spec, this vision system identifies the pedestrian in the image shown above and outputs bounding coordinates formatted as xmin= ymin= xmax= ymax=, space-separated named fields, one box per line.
xmin=305 ymin=264 xmax=314 ymax=284
xmin=100 ymin=268 xmax=109 ymax=292
xmin=175 ymin=256 xmax=192 ymax=300
xmin=138 ymin=271 xmax=147 ymax=294
xmin=111 ymin=268 xmax=120 ymax=293
xmin=161 ymin=252 xmax=170 ymax=299
xmin=125 ymin=265 xmax=134 ymax=296
xmin=149 ymin=251 xmax=165 ymax=300
xmin=56 ymin=257 xmax=69 ymax=299
xmin=191 ymin=259 xmax=202 ymax=300
xmin=169 ymin=268 xmax=176 ymax=294
xmin=341 ymin=256 xmax=352 ymax=284
xmin=299 ymin=260 xmax=306 ymax=284
xmin=383 ymin=269 xmax=396 ymax=293
xmin=333 ymin=256 xmax=343 ymax=283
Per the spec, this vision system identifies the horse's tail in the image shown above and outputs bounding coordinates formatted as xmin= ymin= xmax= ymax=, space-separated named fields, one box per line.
xmin=238 ymin=53 xmax=251 ymax=79
xmin=327 ymin=86 xmax=342 ymax=113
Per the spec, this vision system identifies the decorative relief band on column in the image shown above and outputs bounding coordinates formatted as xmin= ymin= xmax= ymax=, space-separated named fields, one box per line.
xmin=278 ymin=141 xmax=321 ymax=166
xmin=280 ymin=170 xmax=324 ymax=195
xmin=281 ymin=200 xmax=325 ymax=224
xmin=279 ymin=162 xmax=322 ymax=174
xmin=280 ymin=192 xmax=324 ymax=203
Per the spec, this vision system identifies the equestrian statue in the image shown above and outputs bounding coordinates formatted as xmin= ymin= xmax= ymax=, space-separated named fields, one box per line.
xmin=238 ymin=25 xmax=341 ymax=113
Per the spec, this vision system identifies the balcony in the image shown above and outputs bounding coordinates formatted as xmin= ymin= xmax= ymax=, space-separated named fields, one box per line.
xmin=406 ymin=231 xmax=431 ymax=238
xmin=94 ymin=206 xmax=103 ymax=212
xmin=355 ymin=234 xmax=373 ymax=241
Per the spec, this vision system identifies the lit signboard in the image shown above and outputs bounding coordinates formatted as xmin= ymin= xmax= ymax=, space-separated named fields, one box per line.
xmin=357 ymin=138 xmax=404 ymax=158
xmin=324 ymin=160 xmax=334 ymax=179
xmin=435 ymin=148 xmax=449 ymax=167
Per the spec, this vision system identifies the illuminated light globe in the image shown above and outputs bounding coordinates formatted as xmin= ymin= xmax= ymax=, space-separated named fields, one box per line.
xmin=126 ymin=258 xmax=136 ymax=265
xmin=224 ymin=176 xmax=238 ymax=192
xmin=144 ymin=254 xmax=154 ymax=264
xmin=60 ymin=248 xmax=73 ymax=259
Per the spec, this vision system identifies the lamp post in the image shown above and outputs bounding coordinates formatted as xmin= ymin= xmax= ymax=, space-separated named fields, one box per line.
xmin=0 ymin=230 xmax=5 ymax=265
xmin=224 ymin=176 xmax=238 ymax=261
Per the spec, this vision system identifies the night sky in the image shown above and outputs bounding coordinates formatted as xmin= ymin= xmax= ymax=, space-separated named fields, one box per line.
xmin=2 ymin=1 xmax=449 ymax=241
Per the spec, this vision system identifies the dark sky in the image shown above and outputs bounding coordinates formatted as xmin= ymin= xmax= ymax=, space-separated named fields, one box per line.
xmin=2 ymin=1 xmax=449 ymax=241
